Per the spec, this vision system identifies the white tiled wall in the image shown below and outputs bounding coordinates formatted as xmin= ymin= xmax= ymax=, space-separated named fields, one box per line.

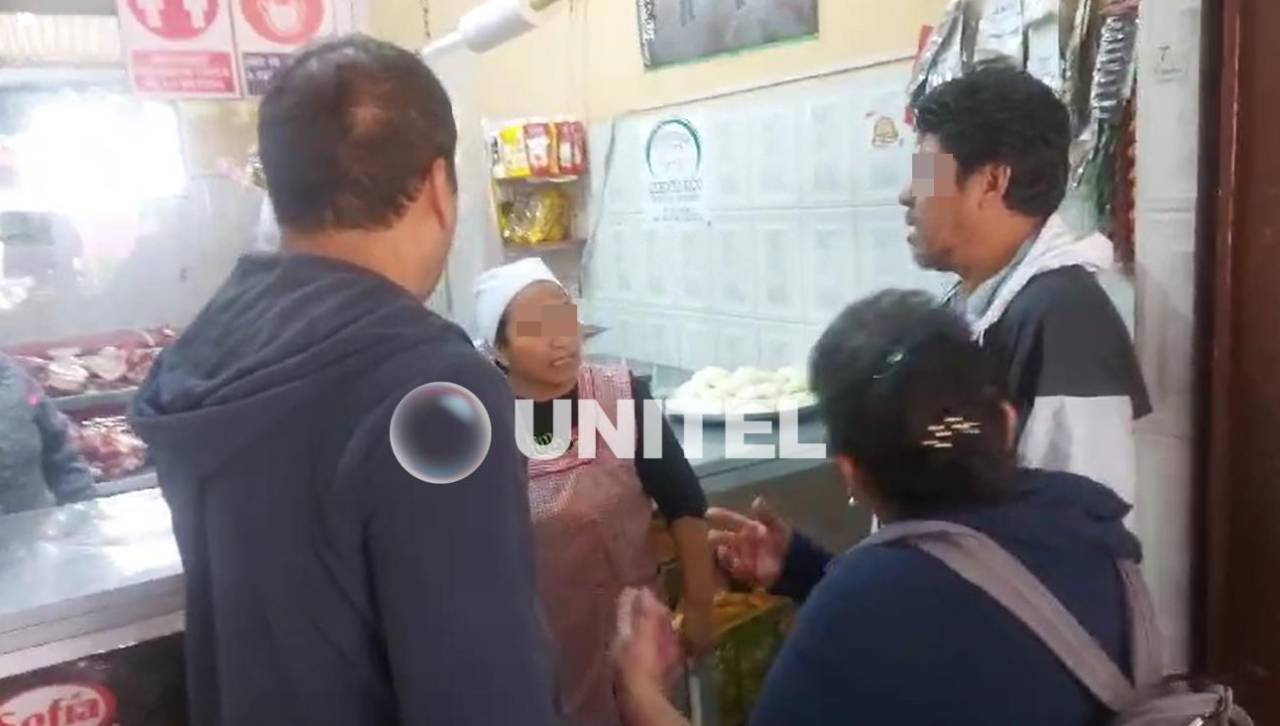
xmin=583 ymin=63 xmax=953 ymax=372
xmin=1132 ymin=0 xmax=1204 ymax=672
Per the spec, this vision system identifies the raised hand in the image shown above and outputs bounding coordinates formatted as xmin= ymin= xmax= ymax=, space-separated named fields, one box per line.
xmin=706 ymin=497 xmax=793 ymax=591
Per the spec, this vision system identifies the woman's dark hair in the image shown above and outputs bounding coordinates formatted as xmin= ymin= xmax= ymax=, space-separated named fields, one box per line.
xmin=913 ymin=64 xmax=1070 ymax=220
xmin=809 ymin=290 xmax=1014 ymax=517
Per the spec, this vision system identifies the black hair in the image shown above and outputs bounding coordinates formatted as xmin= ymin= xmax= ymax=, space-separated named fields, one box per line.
xmin=258 ymin=35 xmax=457 ymax=233
xmin=913 ymin=64 xmax=1070 ymax=220
xmin=809 ymin=290 xmax=1014 ymax=517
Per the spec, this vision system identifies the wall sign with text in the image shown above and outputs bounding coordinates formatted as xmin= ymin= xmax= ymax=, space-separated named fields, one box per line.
xmin=232 ymin=0 xmax=336 ymax=96
xmin=116 ymin=0 xmax=357 ymax=99
xmin=117 ymin=0 xmax=241 ymax=98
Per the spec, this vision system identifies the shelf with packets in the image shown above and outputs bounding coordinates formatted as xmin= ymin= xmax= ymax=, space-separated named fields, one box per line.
xmin=487 ymin=117 xmax=590 ymax=270
xmin=500 ymin=237 xmax=587 ymax=260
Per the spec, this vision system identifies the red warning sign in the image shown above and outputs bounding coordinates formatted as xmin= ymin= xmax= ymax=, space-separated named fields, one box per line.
xmin=231 ymin=0 xmax=334 ymax=95
xmin=125 ymin=0 xmax=221 ymax=41
xmin=131 ymin=50 xmax=236 ymax=94
xmin=117 ymin=0 xmax=240 ymax=98
xmin=239 ymin=0 xmax=326 ymax=46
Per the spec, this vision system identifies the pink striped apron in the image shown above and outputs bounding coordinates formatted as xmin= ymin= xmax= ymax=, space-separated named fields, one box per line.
xmin=527 ymin=364 xmax=659 ymax=726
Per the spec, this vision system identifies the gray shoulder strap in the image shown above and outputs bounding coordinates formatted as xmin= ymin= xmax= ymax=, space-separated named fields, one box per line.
xmin=1117 ymin=560 xmax=1164 ymax=689
xmin=862 ymin=521 xmax=1139 ymax=712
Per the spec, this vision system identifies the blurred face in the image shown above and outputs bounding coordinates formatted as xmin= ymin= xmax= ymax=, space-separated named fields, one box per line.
xmin=497 ymin=282 xmax=581 ymax=393
xmin=899 ymin=134 xmax=979 ymax=273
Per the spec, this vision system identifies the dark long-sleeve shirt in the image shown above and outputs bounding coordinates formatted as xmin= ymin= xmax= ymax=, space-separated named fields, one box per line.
xmin=0 ymin=354 xmax=95 ymax=513
xmin=751 ymin=470 xmax=1138 ymax=726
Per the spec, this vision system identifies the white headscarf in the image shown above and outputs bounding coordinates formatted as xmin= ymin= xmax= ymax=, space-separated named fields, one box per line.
xmin=472 ymin=258 xmax=564 ymax=348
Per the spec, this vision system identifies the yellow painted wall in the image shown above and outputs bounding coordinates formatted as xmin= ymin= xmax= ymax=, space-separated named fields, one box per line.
xmin=371 ymin=0 xmax=429 ymax=52
xmin=421 ymin=0 xmax=948 ymax=121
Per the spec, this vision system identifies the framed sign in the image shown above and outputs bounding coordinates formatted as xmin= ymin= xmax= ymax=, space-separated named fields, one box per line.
xmin=117 ymin=0 xmax=240 ymax=98
xmin=232 ymin=0 xmax=337 ymax=96
xmin=636 ymin=0 xmax=818 ymax=69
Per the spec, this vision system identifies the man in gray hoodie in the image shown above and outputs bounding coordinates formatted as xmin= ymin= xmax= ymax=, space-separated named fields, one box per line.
xmin=131 ymin=36 xmax=559 ymax=726
xmin=899 ymin=66 xmax=1150 ymax=503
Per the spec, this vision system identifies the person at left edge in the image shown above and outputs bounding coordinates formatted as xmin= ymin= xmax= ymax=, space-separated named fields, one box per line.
xmin=474 ymin=258 xmax=716 ymax=726
xmin=0 ymin=353 xmax=95 ymax=513
xmin=130 ymin=36 xmax=560 ymax=726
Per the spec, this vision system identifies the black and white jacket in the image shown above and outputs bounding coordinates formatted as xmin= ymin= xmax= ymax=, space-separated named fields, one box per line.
xmin=950 ymin=215 xmax=1151 ymax=504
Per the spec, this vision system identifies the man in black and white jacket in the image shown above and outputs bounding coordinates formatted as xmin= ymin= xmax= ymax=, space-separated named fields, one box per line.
xmin=899 ymin=66 xmax=1150 ymax=503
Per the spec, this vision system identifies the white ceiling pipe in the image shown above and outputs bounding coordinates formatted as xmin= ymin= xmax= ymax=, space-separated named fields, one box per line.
xmin=420 ymin=0 xmax=566 ymax=64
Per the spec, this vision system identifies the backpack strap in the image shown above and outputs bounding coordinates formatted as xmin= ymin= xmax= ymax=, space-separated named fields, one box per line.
xmin=861 ymin=521 xmax=1138 ymax=712
xmin=1118 ymin=560 xmax=1164 ymax=689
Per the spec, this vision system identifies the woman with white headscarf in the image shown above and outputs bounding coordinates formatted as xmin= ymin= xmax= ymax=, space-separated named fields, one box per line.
xmin=474 ymin=259 xmax=715 ymax=726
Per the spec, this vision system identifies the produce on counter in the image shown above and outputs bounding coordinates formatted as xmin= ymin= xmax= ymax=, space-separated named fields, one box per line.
xmin=73 ymin=416 xmax=149 ymax=481
xmin=675 ymin=591 xmax=792 ymax=726
xmin=666 ymin=366 xmax=818 ymax=416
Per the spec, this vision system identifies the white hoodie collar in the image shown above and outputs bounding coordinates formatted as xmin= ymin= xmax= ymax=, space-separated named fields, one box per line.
xmin=953 ymin=214 xmax=1116 ymax=342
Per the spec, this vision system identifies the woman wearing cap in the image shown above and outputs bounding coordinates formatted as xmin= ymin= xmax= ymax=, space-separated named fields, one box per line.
xmin=473 ymin=259 xmax=716 ymax=726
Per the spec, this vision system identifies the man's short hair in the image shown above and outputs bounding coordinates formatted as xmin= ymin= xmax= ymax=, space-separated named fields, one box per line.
xmin=259 ymin=35 xmax=457 ymax=233
xmin=914 ymin=65 xmax=1071 ymax=220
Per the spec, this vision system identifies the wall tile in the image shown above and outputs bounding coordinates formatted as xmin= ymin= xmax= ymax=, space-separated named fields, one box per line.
xmin=805 ymin=209 xmax=860 ymax=324
xmin=801 ymin=94 xmax=858 ymax=205
xmin=676 ymin=223 xmax=716 ymax=313
xmin=750 ymin=105 xmax=801 ymax=209
xmin=604 ymin=120 xmax=646 ymax=213
xmin=612 ymin=222 xmax=644 ymax=302
xmin=853 ymin=84 xmax=915 ymax=206
xmin=713 ymin=217 xmax=758 ymax=315
xmin=756 ymin=215 xmax=807 ymax=323
xmin=759 ymin=321 xmax=815 ymax=369
xmin=678 ymin=314 xmax=719 ymax=371
xmin=634 ymin=313 xmax=682 ymax=369
xmin=585 ymin=224 xmax=619 ymax=301
xmin=706 ymin=110 xmax=753 ymax=211
xmin=1134 ymin=210 xmax=1196 ymax=439
xmin=715 ymin=317 xmax=760 ymax=369
xmin=1135 ymin=0 xmax=1203 ymax=209
xmin=1134 ymin=431 xmax=1195 ymax=672
xmin=640 ymin=223 xmax=679 ymax=307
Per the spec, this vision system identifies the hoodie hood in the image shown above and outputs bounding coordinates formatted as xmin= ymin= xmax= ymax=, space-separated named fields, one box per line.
xmin=944 ymin=469 xmax=1142 ymax=563
xmin=131 ymin=253 xmax=458 ymax=477
xmin=961 ymin=214 xmax=1116 ymax=342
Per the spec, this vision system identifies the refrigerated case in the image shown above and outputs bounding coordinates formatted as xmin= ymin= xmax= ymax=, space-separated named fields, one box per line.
xmin=0 ymin=486 xmax=185 ymax=724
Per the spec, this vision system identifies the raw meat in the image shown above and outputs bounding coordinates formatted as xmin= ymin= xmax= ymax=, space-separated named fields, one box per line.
xmin=73 ymin=416 xmax=148 ymax=481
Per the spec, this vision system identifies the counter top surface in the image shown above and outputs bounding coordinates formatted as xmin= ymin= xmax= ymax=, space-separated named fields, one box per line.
xmin=0 ymin=483 xmax=179 ymax=632
xmin=679 ymin=415 xmax=828 ymax=479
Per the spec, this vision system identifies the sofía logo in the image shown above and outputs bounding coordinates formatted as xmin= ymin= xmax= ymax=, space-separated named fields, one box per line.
xmin=0 ymin=683 xmax=116 ymax=726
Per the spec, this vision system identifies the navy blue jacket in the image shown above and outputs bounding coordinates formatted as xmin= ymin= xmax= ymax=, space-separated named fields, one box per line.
xmin=131 ymin=254 xmax=559 ymax=726
xmin=752 ymin=469 xmax=1139 ymax=726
